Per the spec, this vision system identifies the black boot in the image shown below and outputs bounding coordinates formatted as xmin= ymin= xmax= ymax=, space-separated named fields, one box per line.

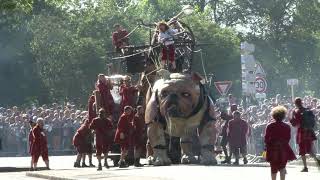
xmin=222 ymin=156 xmax=231 ymax=164
xmin=301 ymin=167 xmax=308 ymax=172
xmin=233 ymin=160 xmax=239 ymax=165
xmin=134 ymin=158 xmax=144 ymax=167
xmin=119 ymin=160 xmax=129 ymax=168
xmin=316 ymin=158 xmax=320 ymax=167
xmin=82 ymin=162 xmax=89 ymax=167
xmin=89 ymin=162 xmax=95 ymax=167
xmin=97 ymin=163 xmax=102 ymax=171
xmin=74 ymin=162 xmax=81 ymax=168
xmin=243 ymin=157 xmax=248 ymax=165
xmin=104 ymin=161 xmax=109 ymax=169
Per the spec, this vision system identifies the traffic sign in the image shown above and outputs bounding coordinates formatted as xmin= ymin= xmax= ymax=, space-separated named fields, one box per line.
xmin=214 ymin=81 xmax=232 ymax=96
xmin=287 ymin=78 xmax=298 ymax=102
xmin=255 ymin=62 xmax=266 ymax=76
xmin=287 ymin=79 xmax=298 ymax=86
xmin=255 ymin=93 xmax=266 ymax=99
xmin=255 ymin=77 xmax=267 ymax=93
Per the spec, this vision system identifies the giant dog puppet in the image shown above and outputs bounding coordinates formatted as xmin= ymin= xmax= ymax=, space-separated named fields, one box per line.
xmin=145 ymin=73 xmax=218 ymax=166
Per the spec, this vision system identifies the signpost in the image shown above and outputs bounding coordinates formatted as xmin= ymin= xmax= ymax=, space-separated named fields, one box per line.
xmin=241 ymin=42 xmax=256 ymax=95
xmin=287 ymin=79 xmax=299 ymax=102
xmin=214 ymin=81 xmax=232 ymax=96
xmin=255 ymin=77 xmax=267 ymax=93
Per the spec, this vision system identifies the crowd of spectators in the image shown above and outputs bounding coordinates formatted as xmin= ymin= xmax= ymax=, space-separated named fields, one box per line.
xmin=0 ymin=103 xmax=87 ymax=155
xmin=215 ymin=94 xmax=320 ymax=157
xmin=1 ymin=94 xmax=319 ymax=157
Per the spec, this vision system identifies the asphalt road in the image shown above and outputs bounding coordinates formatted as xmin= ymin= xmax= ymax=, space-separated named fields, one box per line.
xmin=0 ymin=156 xmax=319 ymax=180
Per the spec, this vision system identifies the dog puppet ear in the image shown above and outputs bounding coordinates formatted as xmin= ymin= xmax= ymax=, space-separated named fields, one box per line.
xmin=191 ymin=72 xmax=204 ymax=84
xmin=145 ymin=89 xmax=160 ymax=124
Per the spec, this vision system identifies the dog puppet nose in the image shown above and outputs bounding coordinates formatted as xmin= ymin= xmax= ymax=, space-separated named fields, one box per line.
xmin=168 ymin=93 xmax=179 ymax=102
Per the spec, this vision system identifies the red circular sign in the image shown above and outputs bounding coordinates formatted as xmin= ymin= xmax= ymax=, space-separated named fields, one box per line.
xmin=255 ymin=77 xmax=267 ymax=93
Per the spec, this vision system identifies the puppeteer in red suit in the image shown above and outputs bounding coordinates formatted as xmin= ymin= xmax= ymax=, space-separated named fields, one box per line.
xmin=227 ymin=111 xmax=249 ymax=165
xmin=119 ymin=76 xmax=138 ymax=113
xmin=96 ymin=74 xmax=115 ymax=116
xmin=30 ymin=118 xmax=50 ymax=170
xmin=88 ymin=92 xmax=96 ymax=123
xmin=73 ymin=120 xmax=92 ymax=168
xmin=265 ymin=106 xmax=296 ymax=179
xmin=114 ymin=106 xmax=134 ymax=168
xmin=131 ymin=106 xmax=146 ymax=167
xmin=112 ymin=24 xmax=129 ymax=53
xmin=290 ymin=98 xmax=320 ymax=172
xmin=90 ymin=109 xmax=113 ymax=171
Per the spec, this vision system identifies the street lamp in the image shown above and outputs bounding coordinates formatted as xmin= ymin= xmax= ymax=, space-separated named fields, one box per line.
xmin=169 ymin=5 xmax=194 ymax=24
xmin=182 ymin=5 xmax=194 ymax=15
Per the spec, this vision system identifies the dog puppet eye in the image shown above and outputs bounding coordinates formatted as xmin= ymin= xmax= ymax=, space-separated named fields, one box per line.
xmin=161 ymin=91 xmax=168 ymax=98
xmin=182 ymin=92 xmax=191 ymax=97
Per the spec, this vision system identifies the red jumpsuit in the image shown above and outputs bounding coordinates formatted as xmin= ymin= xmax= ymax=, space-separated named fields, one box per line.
xmin=114 ymin=113 xmax=134 ymax=151
xmin=227 ymin=119 xmax=249 ymax=154
xmin=73 ymin=122 xmax=91 ymax=154
xmin=88 ymin=95 xmax=96 ymax=123
xmin=290 ymin=108 xmax=317 ymax=155
xmin=96 ymin=81 xmax=115 ymax=116
xmin=89 ymin=117 xmax=113 ymax=156
xmin=132 ymin=113 xmax=146 ymax=149
xmin=31 ymin=125 xmax=49 ymax=163
xmin=119 ymin=84 xmax=138 ymax=112
xmin=265 ymin=121 xmax=296 ymax=173
xmin=112 ymin=29 xmax=129 ymax=49
xmin=161 ymin=45 xmax=175 ymax=64
xmin=28 ymin=130 xmax=33 ymax=154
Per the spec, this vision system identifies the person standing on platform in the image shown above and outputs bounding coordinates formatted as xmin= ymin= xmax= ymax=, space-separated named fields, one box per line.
xmin=96 ymin=74 xmax=115 ymax=117
xmin=112 ymin=24 xmax=129 ymax=53
xmin=158 ymin=21 xmax=177 ymax=70
xmin=119 ymin=76 xmax=139 ymax=113
xmin=87 ymin=91 xmax=97 ymax=124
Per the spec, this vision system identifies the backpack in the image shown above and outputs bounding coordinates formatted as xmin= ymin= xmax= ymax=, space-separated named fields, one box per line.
xmin=301 ymin=108 xmax=316 ymax=130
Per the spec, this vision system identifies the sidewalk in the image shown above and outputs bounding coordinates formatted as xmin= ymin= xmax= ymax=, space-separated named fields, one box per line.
xmin=25 ymin=164 xmax=319 ymax=180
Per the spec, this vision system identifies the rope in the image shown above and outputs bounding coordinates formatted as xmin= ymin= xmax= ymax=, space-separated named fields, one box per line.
xmin=200 ymin=50 xmax=208 ymax=82
xmin=111 ymin=44 xmax=161 ymax=60
xmin=112 ymin=50 xmax=146 ymax=60
xmin=122 ymin=25 xmax=140 ymax=39
xmin=194 ymin=49 xmax=208 ymax=83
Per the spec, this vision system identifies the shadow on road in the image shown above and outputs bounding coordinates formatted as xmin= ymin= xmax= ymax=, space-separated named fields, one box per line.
xmin=0 ymin=167 xmax=47 ymax=173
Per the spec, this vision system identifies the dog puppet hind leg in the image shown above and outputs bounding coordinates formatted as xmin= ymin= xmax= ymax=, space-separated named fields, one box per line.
xmin=147 ymin=122 xmax=171 ymax=166
xmin=199 ymin=121 xmax=217 ymax=165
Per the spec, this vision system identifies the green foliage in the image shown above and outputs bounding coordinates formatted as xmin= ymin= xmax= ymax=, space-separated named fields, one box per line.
xmin=1 ymin=0 xmax=320 ymax=106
